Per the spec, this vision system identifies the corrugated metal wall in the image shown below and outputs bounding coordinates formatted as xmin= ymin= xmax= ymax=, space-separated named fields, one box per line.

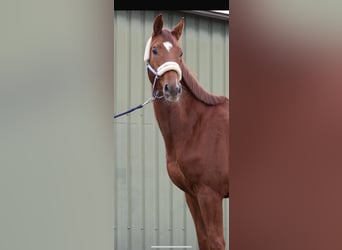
xmin=114 ymin=10 xmax=229 ymax=250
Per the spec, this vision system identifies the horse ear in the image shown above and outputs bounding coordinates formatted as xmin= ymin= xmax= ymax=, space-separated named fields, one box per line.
xmin=153 ymin=14 xmax=163 ymax=37
xmin=171 ymin=17 xmax=184 ymax=41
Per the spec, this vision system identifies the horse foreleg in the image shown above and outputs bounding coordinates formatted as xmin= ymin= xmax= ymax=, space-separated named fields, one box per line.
xmin=185 ymin=193 xmax=210 ymax=250
xmin=196 ymin=186 xmax=226 ymax=250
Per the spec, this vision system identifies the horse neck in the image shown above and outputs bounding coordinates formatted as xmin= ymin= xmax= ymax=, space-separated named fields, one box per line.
xmin=152 ymin=90 xmax=200 ymax=153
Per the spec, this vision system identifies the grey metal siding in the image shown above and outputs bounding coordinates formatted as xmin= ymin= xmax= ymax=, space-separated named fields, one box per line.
xmin=114 ymin=10 xmax=229 ymax=250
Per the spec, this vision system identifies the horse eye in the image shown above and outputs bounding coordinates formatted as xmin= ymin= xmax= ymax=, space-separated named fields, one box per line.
xmin=180 ymin=51 xmax=183 ymax=57
xmin=152 ymin=47 xmax=158 ymax=55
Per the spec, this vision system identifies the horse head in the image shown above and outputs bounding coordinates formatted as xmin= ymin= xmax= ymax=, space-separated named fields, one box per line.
xmin=144 ymin=14 xmax=184 ymax=102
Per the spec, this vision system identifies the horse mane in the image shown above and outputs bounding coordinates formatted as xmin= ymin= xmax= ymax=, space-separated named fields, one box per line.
xmin=180 ymin=62 xmax=228 ymax=105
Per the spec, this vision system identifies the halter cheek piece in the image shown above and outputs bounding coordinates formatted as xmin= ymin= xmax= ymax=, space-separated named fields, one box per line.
xmin=144 ymin=37 xmax=182 ymax=99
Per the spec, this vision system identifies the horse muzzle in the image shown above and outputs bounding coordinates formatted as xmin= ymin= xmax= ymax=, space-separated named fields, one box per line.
xmin=163 ymin=81 xmax=182 ymax=102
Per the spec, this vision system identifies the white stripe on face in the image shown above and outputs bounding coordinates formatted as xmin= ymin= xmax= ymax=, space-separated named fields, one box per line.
xmin=163 ymin=41 xmax=173 ymax=52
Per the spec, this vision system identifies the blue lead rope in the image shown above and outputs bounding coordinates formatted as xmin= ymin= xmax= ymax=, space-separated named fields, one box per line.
xmin=113 ymin=97 xmax=155 ymax=119
xmin=113 ymin=104 xmax=144 ymax=119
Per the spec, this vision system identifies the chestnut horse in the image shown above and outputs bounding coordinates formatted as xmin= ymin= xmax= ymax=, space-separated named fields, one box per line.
xmin=144 ymin=14 xmax=229 ymax=250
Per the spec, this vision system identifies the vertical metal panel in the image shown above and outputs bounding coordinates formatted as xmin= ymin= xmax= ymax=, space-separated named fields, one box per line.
xmin=114 ymin=10 xmax=229 ymax=250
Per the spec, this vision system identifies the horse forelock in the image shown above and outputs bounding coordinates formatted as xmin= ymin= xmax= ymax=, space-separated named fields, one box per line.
xmin=180 ymin=62 xmax=228 ymax=105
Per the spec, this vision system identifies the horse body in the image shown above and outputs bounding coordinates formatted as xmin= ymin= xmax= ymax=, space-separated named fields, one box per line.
xmin=153 ymin=85 xmax=229 ymax=198
xmin=146 ymin=14 xmax=229 ymax=250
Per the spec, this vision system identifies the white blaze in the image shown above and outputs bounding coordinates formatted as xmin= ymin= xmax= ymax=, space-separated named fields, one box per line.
xmin=163 ymin=41 xmax=173 ymax=52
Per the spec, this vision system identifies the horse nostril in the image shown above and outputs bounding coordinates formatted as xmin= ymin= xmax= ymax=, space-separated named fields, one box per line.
xmin=164 ymin=84 xmax=169 ymax=93
xmin=177 ymin=85 xmax=182 ymax=94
